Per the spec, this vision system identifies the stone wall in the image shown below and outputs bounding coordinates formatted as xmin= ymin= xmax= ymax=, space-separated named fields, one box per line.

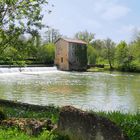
xmin=55 ymin=39 xmax=69 ymax=71
xmin=57 ymin=106 xmax=129 ymax=140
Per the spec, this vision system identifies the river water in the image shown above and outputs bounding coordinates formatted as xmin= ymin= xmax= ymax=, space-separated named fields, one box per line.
xmin=0 ymin=67 xmax=139 ymax=113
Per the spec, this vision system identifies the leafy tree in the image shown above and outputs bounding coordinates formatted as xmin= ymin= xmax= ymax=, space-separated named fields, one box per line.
xmin=38 ymin=43 xmax=55 ymax=64
xmin=75 ymin=30 xmax=95 ymax=43
xmin=128 ymin=35 xmax=140 ymax=71
xmin=103 ymin=38 xmax=115 ymax=69
xmin=0 ymin=0 xmax=49 ymax=54
xmin=92 ymin=39 xmax=104 ymax=50
xmin=44 ymin=28 xmax=61 ymax=43
xmin=87 ymin=45 xmax=97 ymax=65
xmin=115 ymin=41 xmax=132 ymax=71
xmin=91 ymin=39 xmax=105 ymax=64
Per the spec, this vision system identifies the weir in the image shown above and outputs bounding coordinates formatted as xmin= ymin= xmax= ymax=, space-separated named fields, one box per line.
xmin=0 ymin=67 xmax=58 ymax=74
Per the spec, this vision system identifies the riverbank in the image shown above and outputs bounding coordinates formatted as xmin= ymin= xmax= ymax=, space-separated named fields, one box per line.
xmin=87 ymin=65 xmax=140 ymax=73
xmin=0 ymin=99 xmax=139 ymax=140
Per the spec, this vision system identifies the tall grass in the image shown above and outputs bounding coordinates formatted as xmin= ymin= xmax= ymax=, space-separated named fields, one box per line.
xmin=0 ymin=127 xmax=67 ymax=140
xmin=97 ymin=111 xmax=140 ymax=140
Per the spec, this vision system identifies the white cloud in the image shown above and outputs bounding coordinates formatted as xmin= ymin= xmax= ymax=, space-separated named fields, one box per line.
xmin=42 ymin=0 xmax=133 ymax=42
xmin=92 ymin=0 xmax=131 ymax=21
xmin=118 ymin=25 xmax=140 ymax=34
xmin=102 ymin=5 xmax=130 ymax=20
xmin=117 ymin=25 xmax=140 ymax=42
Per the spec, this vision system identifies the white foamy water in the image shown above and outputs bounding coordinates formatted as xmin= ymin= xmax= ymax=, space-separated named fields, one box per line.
xmin=0 ymin=67 xmax=58 ymax=74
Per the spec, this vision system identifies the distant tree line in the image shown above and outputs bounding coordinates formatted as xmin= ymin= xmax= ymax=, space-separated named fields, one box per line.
xmin=75 ymin=30 xmax=140 ymax=72
xmin=0 ymin=0 xmax=59 ymax=66
xmin=0 ymin=0 xmax=140 ymax=71
xmin=0 ymin=28 xmax=60 ymax=66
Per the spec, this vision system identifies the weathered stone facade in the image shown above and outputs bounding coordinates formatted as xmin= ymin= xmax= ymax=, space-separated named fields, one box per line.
xmin=55 ymin=38 xmax=87 ymax=71
xmin=57 ymin=106 xmax=129 ymax=140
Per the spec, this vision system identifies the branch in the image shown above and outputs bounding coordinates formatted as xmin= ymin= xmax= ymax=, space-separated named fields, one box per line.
xmin=0 ymin=4 xmax=8 ymax=24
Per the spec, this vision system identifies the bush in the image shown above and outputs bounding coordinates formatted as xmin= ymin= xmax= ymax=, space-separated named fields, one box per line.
xmin=129 ymin=60 xmax=140 ymax=72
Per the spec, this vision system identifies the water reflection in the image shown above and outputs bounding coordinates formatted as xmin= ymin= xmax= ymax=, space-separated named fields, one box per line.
xmin=0 ymin=70 xmax=139 ymax=113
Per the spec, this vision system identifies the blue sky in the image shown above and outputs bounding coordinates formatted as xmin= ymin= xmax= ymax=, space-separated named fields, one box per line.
xmin=43 ymin=0 xmax=140 ymax=43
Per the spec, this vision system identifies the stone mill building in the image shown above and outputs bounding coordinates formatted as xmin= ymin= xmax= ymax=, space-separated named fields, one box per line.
xmin=55 ymin=38 xmax=87 ymax=71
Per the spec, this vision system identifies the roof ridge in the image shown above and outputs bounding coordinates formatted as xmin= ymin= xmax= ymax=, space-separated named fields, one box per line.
xmin=55 ymin=38 xmax=87 ymax=44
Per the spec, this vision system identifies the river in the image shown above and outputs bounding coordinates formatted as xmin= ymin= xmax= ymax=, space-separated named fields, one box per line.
xmin=0 ymin=67 xmax=139 ymax=113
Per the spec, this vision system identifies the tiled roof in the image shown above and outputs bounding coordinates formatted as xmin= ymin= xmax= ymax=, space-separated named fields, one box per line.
xmin=55 ymin=38 xmax=87 ymax=44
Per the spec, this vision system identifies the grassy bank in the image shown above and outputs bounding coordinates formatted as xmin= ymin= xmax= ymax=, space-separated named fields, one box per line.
xmin=87 ymin=65 xmax=140 ymax=73
xmin=0 ymin=100 xmax=65 ymax=140
xmin=87 ymin=65 xmax=112 ymax=72
xmin=97 ymin=111 xmax=140 ymax=140
xmin=0 ymin=100 xmax=140 ymax=140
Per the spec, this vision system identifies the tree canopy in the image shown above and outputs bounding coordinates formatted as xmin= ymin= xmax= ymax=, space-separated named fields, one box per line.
xmin=0 ymin=0 xmax=49 ymax=54
xmin=75 ymin=30 xmax=95 ymax=43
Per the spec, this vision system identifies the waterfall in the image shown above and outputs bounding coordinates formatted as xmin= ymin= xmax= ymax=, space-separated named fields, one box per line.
xmin=0 ymin=67 xmax=58 ymax=74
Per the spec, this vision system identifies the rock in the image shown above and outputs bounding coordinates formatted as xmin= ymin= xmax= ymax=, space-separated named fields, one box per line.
xmin=57 ymin=106 xmax=129 ymax=140
xmin=1 ymin=118 xmax=54 ymax=136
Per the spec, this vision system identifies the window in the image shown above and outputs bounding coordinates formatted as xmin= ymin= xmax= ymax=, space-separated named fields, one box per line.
xmin=61 ymin=57 xmax=63 ymax=63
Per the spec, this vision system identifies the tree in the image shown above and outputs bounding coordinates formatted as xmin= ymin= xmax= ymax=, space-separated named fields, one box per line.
xmin=115 ymin=41 xmax=132 ymax=71
xmin=92 ymin=39 xmax=104 ymax=50
xmin=87 ymin=45 xmax=97 ymax=65
xmin=38 ymin=43 xmax=55 ymax=64
xmin=0 ymin=0 xmax=49 ymax=54
xmin=103 ymin=38 xmax=115 ymax=69
xmin=75 ymin=30 xmax=95 ymax=43
xmin=27 ymin=30 xmax=42 ymax=60
xmin=128 ymin=33 xmax=140 ymax=71
xmin=44 ymin=28 xmax=61 ymax=43
xmin=0 ymin=0 xmax=49 ymax=29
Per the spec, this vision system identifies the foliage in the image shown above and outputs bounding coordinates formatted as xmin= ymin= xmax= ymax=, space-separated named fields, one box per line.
xmin=0 ymin=32 xmax=56 ymax=65
xmin=87 ymin=34 xmax=140 ymax=72
xmin=0 ymin=0 xmax=49 ymax=55
xmin=0 ymin=127 xmax=68 ymax=140
xmin=87 ymin=45 xmax=97 ymax=65
xmin=75 ymin=30 xmax=94 ymax=43
xmin=0 ymin=103 xmax=140 ymax=140
xmin=0 ymin=103 xmax=67 ymax=140
xmin=44 ymin=28 xmax=61 ymax=43
xmin=97 ymin=111 xmax=140 ymax=140
xmin=1 ymin=105 xmax=59 ymax=123
xmin=38 ymin=43 xmax=55 ymax=64
xmin=115 ymin=41 xmax=130 ymax=71
xmin=103 ymin=38 xmax=115 ymax=69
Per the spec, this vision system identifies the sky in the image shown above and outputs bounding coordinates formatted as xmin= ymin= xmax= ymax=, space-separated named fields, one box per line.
xmin=43 ymin=0 xmax=140 ymax=43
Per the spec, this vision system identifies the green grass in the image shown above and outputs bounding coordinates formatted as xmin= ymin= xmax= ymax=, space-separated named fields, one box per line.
xmin=0 ymin=127 xmax=67 ymax=140
xmin=97 ymin=111 xmax=140 ymax=140
xmin=0 ymin=103 xmax=140 ymax=140
xmin=0 ymin=105 xmax=59 ymax=123
xmin=87 ymin=65 xmax=111 ymax=72
xmin=0 ymin=104 xmax=67 ymax=140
